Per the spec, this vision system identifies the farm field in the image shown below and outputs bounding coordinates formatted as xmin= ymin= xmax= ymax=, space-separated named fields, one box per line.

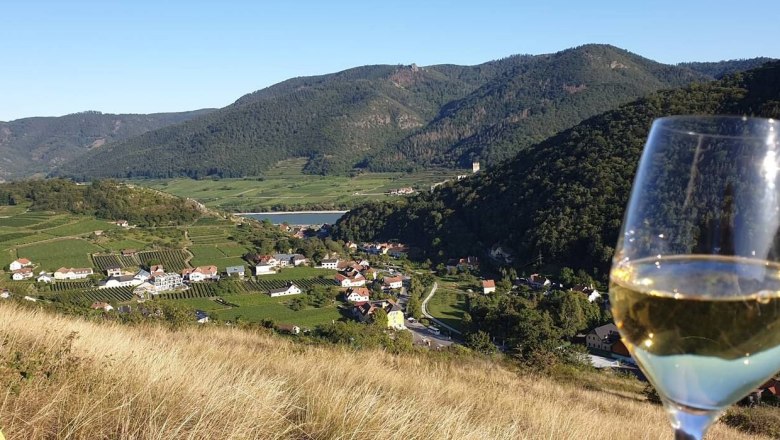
xmin=137 ymin=158 xmax=466 ymax=212
xmin=188 ymin=244 xmax=248 ymax=269
xmin=16 ymin=238 xmax=103 ymax=270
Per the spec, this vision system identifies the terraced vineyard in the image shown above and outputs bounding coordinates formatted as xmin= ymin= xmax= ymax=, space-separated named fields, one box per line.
xmin=244 ymin=278 xmax=334 ymax=292
xmin=47 ymin=286 xmax=135 ymax=304
xmin=92 ymin=249 xmax=189 ymax=272
xmin=158 ymin=284 xmax=217 ymax=300
xmin=92 ymin=254 xmax=126 ymax=270
xmin=52 ymin=281 xmax=94 ymax=292
xmin=157 ymin=278 xmax=335 ymax=300
xmin=138 ymin=250 xmax=189 ymax=272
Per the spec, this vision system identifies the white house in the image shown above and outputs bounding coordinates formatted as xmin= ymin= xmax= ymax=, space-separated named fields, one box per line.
xmin=321 ymin=259 xmax=339 ymax=269
xmin=182 ymin=265 xmax=219 ymax=282
xmin=274 ymin=253 xmax=295 ymax=267
xmin=226 ymin=266 xmax=245 ymax=278
xmin=105 ymin=266 xmax=122 ymax=277
xmin=344 ymin=287 xmax=370 ymax=303
xmin=9 ymin=258 xmax=32 ymax=271
xmin=152 ymin=273 xmax=183 ymax=292
xmin=134 ymin=269 xmax=151 ymax=283
xmin=383 ymin=276 xmax=403 ymax=290
xmin=268 ymin=283 xmax=302 ymax=297
xmin=12 ymin=267 xmax=33 ymax=280
xmin=36 ymin=272 xmax=54 ymax=284
xmin=54 ymin=267 xmax=94 ymax=280
xmin=335 ymin=273 xmax=366 ymax=288
xmin=482 ymin=279 xmax=496 ymax=294
xmin=99 ymin=274 xmax=142 ymax=289
xmin=255 ymin=263 xmax=276 ymax=276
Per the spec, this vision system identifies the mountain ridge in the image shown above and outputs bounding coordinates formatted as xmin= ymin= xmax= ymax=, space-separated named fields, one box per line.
xmin=53 ymin=45 xmax=772 ymax=180
xmin=0 ymin=109 xmax=215 ymax=180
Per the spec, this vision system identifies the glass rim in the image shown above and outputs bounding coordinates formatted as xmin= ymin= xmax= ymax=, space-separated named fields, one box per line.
xmin=652 ymin=115 xmax=777 ymax=141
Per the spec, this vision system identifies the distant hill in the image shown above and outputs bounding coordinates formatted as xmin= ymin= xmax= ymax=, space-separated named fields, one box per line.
xmin=54 ymin=45 xmax=771 ymax=180
xmin=0 ymin=109 xmax=214 ymax=180
xmin=333 ymin=62 xmax=780 ymax=277
xmin=679 ymin=57 xmax=776 ymax=78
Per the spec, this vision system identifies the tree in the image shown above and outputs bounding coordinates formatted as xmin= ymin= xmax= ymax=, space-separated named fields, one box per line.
xmin=466 ymin=330 xmax=496 ymax=355
xmin=372 ymin=308 xmax=388 ymax=328
xmin=406 ymin=294 xmax=422 ymax=320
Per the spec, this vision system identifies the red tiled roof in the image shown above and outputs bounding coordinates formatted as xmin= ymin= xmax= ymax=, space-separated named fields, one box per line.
xmin=482 ymin=280 xmax=496 ymax=288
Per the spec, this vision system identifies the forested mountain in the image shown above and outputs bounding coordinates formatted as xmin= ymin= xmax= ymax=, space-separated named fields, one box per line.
xmin=55 ymin=63 xmax=500 ymax=179
xmin=55 ymin=45 xmax=768 ymax=180
xmin=0 ymin=109 xmax=214 ymax=180
xmin=679 ymin=57 xmax=775 ymax=79
xmin=367 ymin=44 xmax=710 ymax=169
xmin=333 ymin=62 xmax=780 ymax=278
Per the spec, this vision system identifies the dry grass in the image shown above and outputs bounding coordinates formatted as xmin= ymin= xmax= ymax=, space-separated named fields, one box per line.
xmin=0 ymin=304 xmax=765 ymax=439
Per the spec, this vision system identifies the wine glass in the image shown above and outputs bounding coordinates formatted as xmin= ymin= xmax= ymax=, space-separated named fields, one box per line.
xmin=610 ymin=115 xmax=780 ymax=439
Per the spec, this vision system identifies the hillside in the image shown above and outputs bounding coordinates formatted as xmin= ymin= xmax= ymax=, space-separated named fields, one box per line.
xmin=0 ymin=303 xmax=760 ymax=439
xmin=368 ymin=44 xmax=709 ymax=170
xmin=55 ymin=45 xmax=756 ymax=180
xmin=333 ymin=62 xmax=780 ymax=277
xmin=0 ymin=109 xmax=214 ymax=180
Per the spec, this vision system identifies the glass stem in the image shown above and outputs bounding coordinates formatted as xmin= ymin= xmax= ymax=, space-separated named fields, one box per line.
xmin=664 ymin=400 xmax=721 ymax=440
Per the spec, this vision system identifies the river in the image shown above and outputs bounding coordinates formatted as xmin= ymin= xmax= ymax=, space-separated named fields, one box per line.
xmin=240 ymin=211 xmax=347 ymax=226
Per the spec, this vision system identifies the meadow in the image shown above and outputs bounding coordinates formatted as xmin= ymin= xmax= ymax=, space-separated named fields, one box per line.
xmin=0 ymin=303 xmax=762 ymax=440
xmin=16 ymin=238 xmax=102 ymax=270
xmin=137 ymin=158 xmax=465 ymax=212
xmin=426 ymin=276 xmax=469 ymax=333
xmin=180 ymin=292 xmax=343 ymax=328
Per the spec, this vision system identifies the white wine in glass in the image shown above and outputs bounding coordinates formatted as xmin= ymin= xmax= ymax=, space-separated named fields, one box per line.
xmin=610 ymin=116 xmax=780 ymax=439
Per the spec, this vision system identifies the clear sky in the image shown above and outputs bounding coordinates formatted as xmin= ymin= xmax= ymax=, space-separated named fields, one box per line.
xmin=1 ymin=0 xmax=778 ymax=121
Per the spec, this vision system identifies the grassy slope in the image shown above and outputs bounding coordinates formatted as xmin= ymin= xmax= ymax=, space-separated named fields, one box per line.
xmin=0 ymin=304 xmax=763 ymax=440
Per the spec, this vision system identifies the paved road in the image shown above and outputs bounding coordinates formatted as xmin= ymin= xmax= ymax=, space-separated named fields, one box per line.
xmin=405 ymin=320 xmax=455 ymax=349
xmin=420 ymin=282 xmax=462 ymax=336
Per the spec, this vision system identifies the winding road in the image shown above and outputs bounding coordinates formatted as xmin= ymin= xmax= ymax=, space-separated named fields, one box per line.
xmin=420 ymin=282 xmax=462 ymax=335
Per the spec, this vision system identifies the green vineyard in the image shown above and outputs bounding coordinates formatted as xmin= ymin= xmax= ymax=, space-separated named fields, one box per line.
xmin=92 ymin=249 xmax=189 ymax=272
xmin=244 ymin=278 xmax=335 ymax=292
xmin=137 ymin=250 xmax=189 ymax=272
xmin=52 ymin=281 xmax=94 ymax=292
xmin=156 ymin=278 xmax=335 ymax=300
xmin=56 ymin=286 xmax=135 ymax=304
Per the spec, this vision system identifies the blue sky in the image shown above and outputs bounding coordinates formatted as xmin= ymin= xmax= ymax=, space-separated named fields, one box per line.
xmin=1 ymin=0 xmax=778 ymax=121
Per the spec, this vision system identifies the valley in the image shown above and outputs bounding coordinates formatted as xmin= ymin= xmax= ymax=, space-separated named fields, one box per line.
xmin=136 ymin=158 xmax=466 ymax=212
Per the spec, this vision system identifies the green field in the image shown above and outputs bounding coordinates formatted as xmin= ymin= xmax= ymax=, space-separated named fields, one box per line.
xmin=44 ymin=218 xmax=118 ymax=236
xmin=189 ymin=244 xmax=248 ymax=269
xmin=427 ymin=279 xmax=469 ymax=333
xmin=213 ymin=293 xmax=342 ymax=327
xmin=16 ymin=238 xmax=103 ymax=270
xmin=137 ymin=158 xmax=466 ymax=212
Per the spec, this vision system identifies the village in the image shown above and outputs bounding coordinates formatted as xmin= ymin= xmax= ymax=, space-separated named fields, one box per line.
xmin=4 ymin=234 xmax=659 ymax=362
